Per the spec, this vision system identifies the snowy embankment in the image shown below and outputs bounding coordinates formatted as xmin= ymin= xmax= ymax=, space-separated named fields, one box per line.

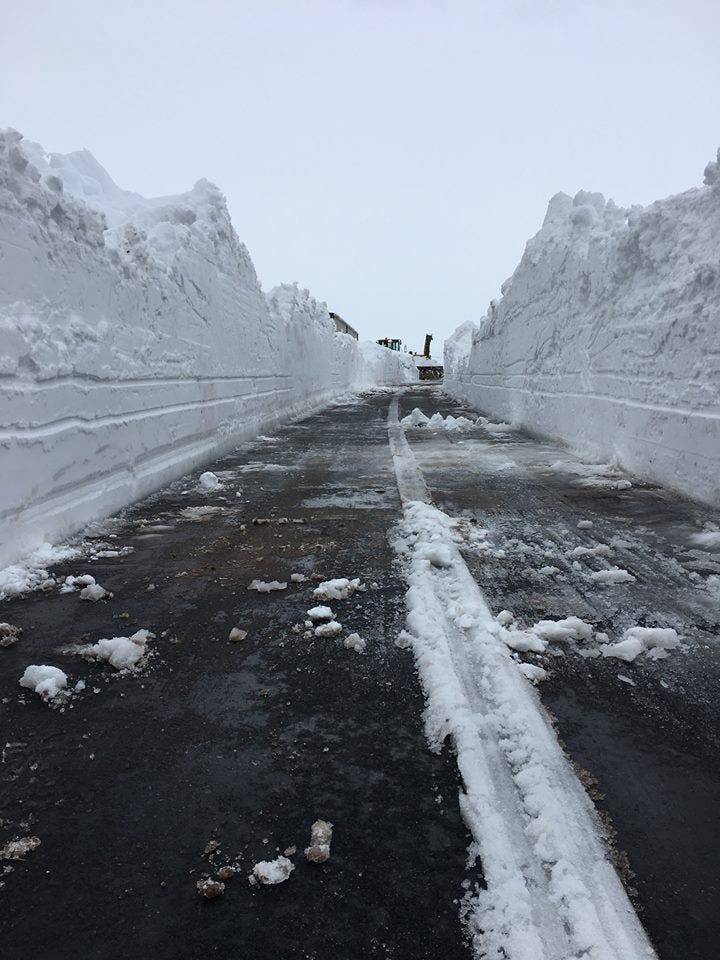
xmin=445 ymin=150 xmax=720 ymax=505
xmin=0 ymin=129 xmax=416 ymax=566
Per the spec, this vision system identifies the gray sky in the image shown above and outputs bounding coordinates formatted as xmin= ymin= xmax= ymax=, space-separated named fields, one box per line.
xmin=2 ymin=0 xmax=719 ymax=349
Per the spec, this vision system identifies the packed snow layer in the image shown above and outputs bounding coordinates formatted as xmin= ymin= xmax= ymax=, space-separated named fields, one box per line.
xmin=0 ymin=129 xmax=416 ymax=566
xmin=444 ymin=150 xmax=720 ymax=505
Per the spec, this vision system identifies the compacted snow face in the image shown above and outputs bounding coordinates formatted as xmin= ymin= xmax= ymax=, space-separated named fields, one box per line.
xmin=444 ymin=150 xmax=720 ymax=505
xmin=0 ymin=129 xmax=416 ymax=566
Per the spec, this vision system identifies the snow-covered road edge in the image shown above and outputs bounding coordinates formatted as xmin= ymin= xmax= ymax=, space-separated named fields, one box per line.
xmin=387 ymin=396 xmax=657 ymax=960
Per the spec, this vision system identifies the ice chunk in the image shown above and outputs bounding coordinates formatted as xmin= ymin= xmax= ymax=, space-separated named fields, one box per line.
xmin=198 ymin=471 xmax=222 ymax=491
xmin=19 ymin=664 xmax=68 ymax=700
xmin=196 ymin=877 xmax=225 ymax=898
xmin=86 ymin=629 xmax=154 ymax=669
xmin=312 ymin=578 xmax=362 ymax=600
xmin=79 ymin=582 xmax=110 ymax=601
xmin=229 ymin=627 xmax=248 ymax=642
xmin=249 ymin=855 xmax=295 ymax=885
xmin=601 ymin=626 xmax=680 ymax=663
xmin=0 ymin=836 xmax=41 ymax=860
xmin=400 ymin=407 xmax=430 ymax=428
xmin=248 ymin=579 xmax=287 ymax=592
xmin=344 ymin=633 xmax=366 ymax=653
xmin=307 ymin=605 xmax=334 ymax=621
xmin=0 ymin=622 xmax=22 ymax=647
xmin=314 ymin=620 xmax=342 ymax=637
xmin=305 ymin=820 xmax=333 ymax=863
xmin=533 ymin=616 xmax=594 ymax=643
xmin=588 ymin=567 xmax=636 ymax=585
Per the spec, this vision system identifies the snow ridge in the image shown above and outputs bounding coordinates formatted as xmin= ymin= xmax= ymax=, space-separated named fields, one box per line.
xmin=444 ymin=153 xmax=720 ymax=505
xmin=389 ymin=399 xmax=656 ymax=960
xmin=0 ymin=129 xmax=415 ymax=565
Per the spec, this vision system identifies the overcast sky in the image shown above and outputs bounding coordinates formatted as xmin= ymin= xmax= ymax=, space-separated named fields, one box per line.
xmin=2 ymin=0 xmax=719 ymax=349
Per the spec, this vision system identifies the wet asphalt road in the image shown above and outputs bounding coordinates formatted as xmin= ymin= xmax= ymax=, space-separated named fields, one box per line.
xmin=1 ymin=385 xmax=719 ymax=960
xmin=0 ymin=393 xmax=473 ymax=960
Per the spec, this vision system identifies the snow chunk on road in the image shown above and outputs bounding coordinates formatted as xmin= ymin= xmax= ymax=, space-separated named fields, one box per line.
xmin=312 ymin=578 xmax=363 ymax=600
xmin=533 ymin=616 xmax=594 ymax=643
xmin=250 ymin=855 xmax=295 ymax=885
xmin=86 ymin=629 xmax=154 ymax=669
xmin=344 ymin=633 xmax=366 ymax=653
xmin=588 ymin=566 xmax=636 ymax=585
xmin=198 ymin=471 xmax=223 ymax=491
xmin=19 ymin=665 xmax=68 ymax=700
xmin=601 ymin=626 xmax=680 ymax=663
xmin=401 ymin=410 xmax=475 ymax=432
xmin=80 ymin=582 xmax=111 ymax=601
xmin=60 ymin=574 xmax=96 ymax=593
xmin=401 ymin=407 xmax=430 ymax=428
xmin=569 ymin=544 xmax=611 ymax=559
xmin=248 ymin=579 xmax=287 ymax=593
xmin=314 ymin=620 xmax=342 ymax=637
xmin=307 ymin=605 xmax=334 ymax=621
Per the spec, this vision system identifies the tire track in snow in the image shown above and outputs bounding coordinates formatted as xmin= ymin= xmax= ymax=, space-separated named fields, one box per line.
xmin=387 ymin=395 xmax=657 ymax=960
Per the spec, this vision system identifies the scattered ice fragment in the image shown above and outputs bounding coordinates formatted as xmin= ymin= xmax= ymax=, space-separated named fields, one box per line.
xmin=577 ymin=520 xmax=594 ymax=529
xmin=307 ymin=605 xmax=334 ymax=621
xmin=0 ymin=836 xmax=41 ymax=860
xmin=19 ymin=665 xmax=68 ymax=700
xmin=314 ymin=620 xmax=342 ymax=637
xmin=538 ymin=565 xmax=560 ymax=576
xmin=344 ymin=633 xmax=366 ymax=653
xmin=198 ymin=471 xmax=223 ymax=491
xmin=290 ymin=573 xmax=308 ymax=583
xmin=74 ymin=679 xmax=86 ymax=692
xmin=312 ymin=578 xmax=362 ymax=600
xmin=615 ymin=479 xmax=632 ymax=490
xmin=495 ymin=610 xmax=514 ymax=626
xmin=617 ymin=674 xmax=636 ymax=686
xmin=248 ymin=579 xmax=287 ymax=592
xmin=229 ymin=627 xmax=248 ymax=643
xmin=249 ymin=855 xmax=294 ymax=885
xmin=305 ymin=820 xmax=333 ymax=863
xmin=217 ymin=866 xmax=235 ymax=881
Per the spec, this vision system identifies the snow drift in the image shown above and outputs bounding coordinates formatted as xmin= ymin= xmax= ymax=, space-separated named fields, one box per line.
xmin=445 ymin=151 xmax=720 ymax=505
xmin=0 ymin=129 xmax=416 ymax=565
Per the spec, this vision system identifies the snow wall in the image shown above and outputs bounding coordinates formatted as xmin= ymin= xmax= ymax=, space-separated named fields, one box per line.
xmin=0 ymin=129 xmax=417 ymax=565
xmin=445 ymin=150 xmax=720 ymax=505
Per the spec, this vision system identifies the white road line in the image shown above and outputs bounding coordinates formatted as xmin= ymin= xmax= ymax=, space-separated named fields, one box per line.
xmin=388 ymin=395 xmax=657 ymax=960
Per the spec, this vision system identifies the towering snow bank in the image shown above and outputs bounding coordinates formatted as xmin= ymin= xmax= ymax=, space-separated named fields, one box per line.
xmin=445 ymin=152 xmax=720 ymax=504
xmin=0 ymin=129 xmax=414 ymax=565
